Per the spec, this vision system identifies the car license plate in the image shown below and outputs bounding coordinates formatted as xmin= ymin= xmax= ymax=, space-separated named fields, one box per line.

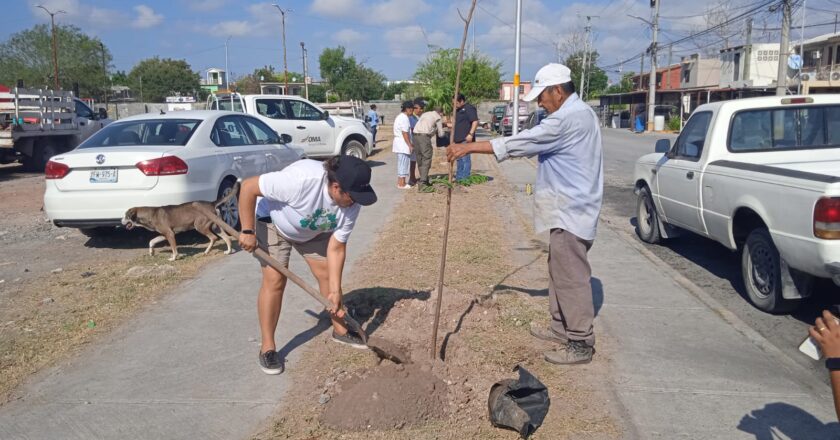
xmin=90 ymin=168 xmax=118 ymax=183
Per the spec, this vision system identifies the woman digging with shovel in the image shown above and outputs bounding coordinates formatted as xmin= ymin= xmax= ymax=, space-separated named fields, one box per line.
xmin=237 ymin=156 xmax=377 ymax=375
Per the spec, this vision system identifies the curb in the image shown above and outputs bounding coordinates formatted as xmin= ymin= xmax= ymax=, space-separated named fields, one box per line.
xmin=511 ymin=151 xmax=829 ymax=396
xmin=600 ymin=215 xmax=831 ymax=397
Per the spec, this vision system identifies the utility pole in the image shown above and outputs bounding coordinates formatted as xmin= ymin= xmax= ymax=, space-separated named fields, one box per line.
xmin=798 ymin=0 xmax=807 ymax=95
xmin=775 ymin=0 xmax=792 ymax=96
xmin=581 ymin=16 xmax=593 ymax=101
xmin=37 ymin=5 xmax=65 ymax=90
xmin=666 ymin=44 xmax=673 ymax=90
xmin=225 ymin=36 xmax=233 ymax=109
xmin=646 ymin=0 xmax=660 ymax=132
xmin=272 ymin=4 xmax=293 ymax=95
xmin=512 ymin=0 xmax=522 ymax=135
xmin=300 ymin=41 xmax=309 ymax=100
xmin=99 ymin=42 xmax=108 ymax=112
xmin=744 ymin=18 xmax=753 ymax=81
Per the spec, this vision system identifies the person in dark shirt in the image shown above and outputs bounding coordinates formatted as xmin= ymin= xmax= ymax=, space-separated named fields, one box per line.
xmin=451 ymin=93 xmax=479 ymax=181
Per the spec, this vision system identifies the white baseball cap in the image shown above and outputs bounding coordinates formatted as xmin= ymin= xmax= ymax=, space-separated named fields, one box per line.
xmin=523 ymin=63 xmax=572 ymax=102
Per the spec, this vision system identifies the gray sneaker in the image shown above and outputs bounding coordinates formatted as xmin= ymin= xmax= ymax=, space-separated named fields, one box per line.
xmin=544 ymin=340 xmax=594 ymax=365
xmin=331 ymin=330 xmax=368 ymax=349
xmin=258 ymin=350 xmax=285 ymax=375
xmin=529 ymin=323 xmax=568 ymax=345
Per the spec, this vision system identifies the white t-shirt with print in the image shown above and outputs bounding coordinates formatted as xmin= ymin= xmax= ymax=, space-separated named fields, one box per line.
xmin=392 ymin=112 xmax=411 ymax=154
xmin=257 ymin=159 xmax=361 ymax=243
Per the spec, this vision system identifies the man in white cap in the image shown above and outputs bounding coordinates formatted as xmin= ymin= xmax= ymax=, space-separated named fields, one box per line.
xmin=446 ymin=63 xmax=603 ymax=365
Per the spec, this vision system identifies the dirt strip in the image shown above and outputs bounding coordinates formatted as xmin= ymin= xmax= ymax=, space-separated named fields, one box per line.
xmin=253 ymin=151 xmax=623 ymax=439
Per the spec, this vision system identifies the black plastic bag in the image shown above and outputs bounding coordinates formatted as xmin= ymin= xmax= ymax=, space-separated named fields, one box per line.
xmin=487 ymin=366 xmax=550 ymax=438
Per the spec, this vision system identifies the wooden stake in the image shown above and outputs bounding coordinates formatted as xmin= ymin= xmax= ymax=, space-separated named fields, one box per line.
xmin=431 ymin=0 xmax=478 ymax=360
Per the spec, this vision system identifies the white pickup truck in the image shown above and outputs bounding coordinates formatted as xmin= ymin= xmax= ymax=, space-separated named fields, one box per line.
xmin=633 ymin=95 xmax=840 ymax=313
xmin=207 ymin=93 xmax=373 ymax=159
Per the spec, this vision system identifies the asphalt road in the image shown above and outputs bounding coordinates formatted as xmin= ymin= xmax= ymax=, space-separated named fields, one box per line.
xmin=600 ymin=127 xmax=838 ymax=384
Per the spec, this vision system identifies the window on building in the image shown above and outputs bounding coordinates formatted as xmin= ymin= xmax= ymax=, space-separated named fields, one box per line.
xmin=733 ymin=53 xmax=741 ymax=81
xmin=682 ymin=68 xmax=690 ymax=83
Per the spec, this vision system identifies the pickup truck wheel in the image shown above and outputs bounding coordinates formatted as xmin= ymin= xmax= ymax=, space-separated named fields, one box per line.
xmin=635 ymin=186 xmax=662 ymax=244
xmin=342 ymin=140 xmax=367 ymax=160
xmin=22 ymin=140 xmax=61 ymax=172
xmin=217 ymin=180 xmax=240 ymax=230
xmin=741 ymin=228 xmax=796 ymax=313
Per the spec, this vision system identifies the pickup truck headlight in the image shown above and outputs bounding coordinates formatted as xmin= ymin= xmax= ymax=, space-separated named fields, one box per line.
xmin=814 ymin=198 xmax=840 ymax=239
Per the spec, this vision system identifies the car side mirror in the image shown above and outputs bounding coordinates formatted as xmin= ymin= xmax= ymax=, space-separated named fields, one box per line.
xmin=98 ymin=108 xmax=108 ymax=120
xmin=280 ymin=133 xmax=292 ymax=144
xmin=322 ymin=111 xmax=330 ymax=120
xmin=655 ymin=139 xmax=671 ymax=153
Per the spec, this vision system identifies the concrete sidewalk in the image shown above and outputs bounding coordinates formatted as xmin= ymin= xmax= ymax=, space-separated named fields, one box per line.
xmin=493 ymin=156 xmax=840 ymax=439
xmin=0 ymin=153 xmax=400 ymax=440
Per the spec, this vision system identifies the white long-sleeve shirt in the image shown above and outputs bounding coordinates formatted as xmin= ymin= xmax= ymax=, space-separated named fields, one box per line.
xmin=490 ymin=93 xmax=603 ymax=241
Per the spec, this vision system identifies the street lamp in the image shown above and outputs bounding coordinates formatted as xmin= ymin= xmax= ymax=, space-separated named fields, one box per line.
xmin=272 ymin=4 xmax=293 ymax=95
xmin=225 ymin=36 xmax=233 ymax=109
xmin=37 ymin=5 xmax=66 ymax=91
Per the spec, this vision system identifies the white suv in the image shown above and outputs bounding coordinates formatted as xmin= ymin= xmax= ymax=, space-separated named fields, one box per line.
xmin=208 ymin=94 xmax=373 ymax=159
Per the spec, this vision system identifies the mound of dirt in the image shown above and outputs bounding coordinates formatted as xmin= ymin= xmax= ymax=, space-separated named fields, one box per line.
xmin=321 ymin=362 xmax=448 ymax=430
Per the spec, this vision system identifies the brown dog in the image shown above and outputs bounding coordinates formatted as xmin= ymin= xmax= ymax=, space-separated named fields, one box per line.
xmin=122 ymin=182 xmax=239 ymax=261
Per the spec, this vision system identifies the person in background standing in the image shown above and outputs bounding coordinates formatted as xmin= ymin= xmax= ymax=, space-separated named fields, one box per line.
xmin=367 ymin=104 xmax=379 ymax=145
xmin=408 ymin=103 xmax=419 ymax=185
xmin=392 ymin=100 xmax=414 ymax=189
xmin=451 ymin=93 xmax=479 ymax=181
xmin=412 ymin=98 xmax=444 ymax=190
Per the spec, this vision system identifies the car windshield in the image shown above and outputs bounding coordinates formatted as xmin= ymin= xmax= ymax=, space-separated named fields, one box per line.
xmin=78 ymin=119 xmax=201 ymax=148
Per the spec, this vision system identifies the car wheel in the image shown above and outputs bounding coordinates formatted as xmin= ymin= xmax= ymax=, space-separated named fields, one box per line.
xmin=741 ymin=228 xmax=797 ymax=313
xmin=342 ymin=140 xmax=367 ymax=160
xmin=635 ymin=186 xmax=662 ymax=244
xmin=217 ymin=179 xmax=240 ymax=230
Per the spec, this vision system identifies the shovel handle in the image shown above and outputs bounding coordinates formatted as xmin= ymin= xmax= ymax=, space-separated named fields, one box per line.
xmin=201 ymin=207 xmax=367 ymax=342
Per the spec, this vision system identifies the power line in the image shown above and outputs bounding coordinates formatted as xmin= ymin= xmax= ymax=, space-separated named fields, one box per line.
xmin=475 ymin=3 xmax=554 ymax=48
xmin=658 ymin=0 xmax=771 ymax=20
xmin=599 ymin=0 xmax=780 ymax=70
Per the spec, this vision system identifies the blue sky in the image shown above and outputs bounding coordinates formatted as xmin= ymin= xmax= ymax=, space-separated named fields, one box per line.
xmin=3 ymin=0 xmax=838 ymax=84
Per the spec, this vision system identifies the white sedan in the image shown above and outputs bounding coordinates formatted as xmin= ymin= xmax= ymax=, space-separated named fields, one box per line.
xmin=44 ymin=110 xmax=303 ymax=236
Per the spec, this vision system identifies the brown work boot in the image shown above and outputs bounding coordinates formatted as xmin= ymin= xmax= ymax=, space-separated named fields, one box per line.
xmin=529 ymin=322 xmax=568 ymax=345
xmin=544 ymin=340 xmax=594 ymax=365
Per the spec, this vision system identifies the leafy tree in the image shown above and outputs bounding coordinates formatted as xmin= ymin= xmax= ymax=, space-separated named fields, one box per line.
xmin=318 ymin=46 xmax=385 ymax=101
xmin=111 ymin=70 xmax=130 ymax=86
xmin=605 ymin=72 xmax=635 ymax=94
xmin=564 ymin=50 xmax=608 ymax=100
xmin=307 ymin=84 xmax=327 ymax=103
xmin=413 ymin=49 xmax=501 ymax=114
xmin=382 ymin=82 xmax=410 ymax=101
xmin=0 ymin=24 xmax=112 ymax=99
xmin=128 ymin=57 xmax=201 ymax=103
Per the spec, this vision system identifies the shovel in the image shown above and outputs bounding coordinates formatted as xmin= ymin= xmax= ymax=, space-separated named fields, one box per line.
xmin=202 ymin=208 xmax=411 ymax=364
xmin=200 ymin=209 xmax=367 ymax=341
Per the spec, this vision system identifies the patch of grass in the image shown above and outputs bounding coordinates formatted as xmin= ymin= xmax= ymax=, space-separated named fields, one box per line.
xmin=0 ymin=248 xmax=224 ymax=402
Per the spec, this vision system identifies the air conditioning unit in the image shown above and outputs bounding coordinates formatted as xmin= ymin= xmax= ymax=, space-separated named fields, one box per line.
xmin=832 ymin=72 xmax=840 ymax=81
xmin=801 ymin=73 xmax=811 ymax=81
